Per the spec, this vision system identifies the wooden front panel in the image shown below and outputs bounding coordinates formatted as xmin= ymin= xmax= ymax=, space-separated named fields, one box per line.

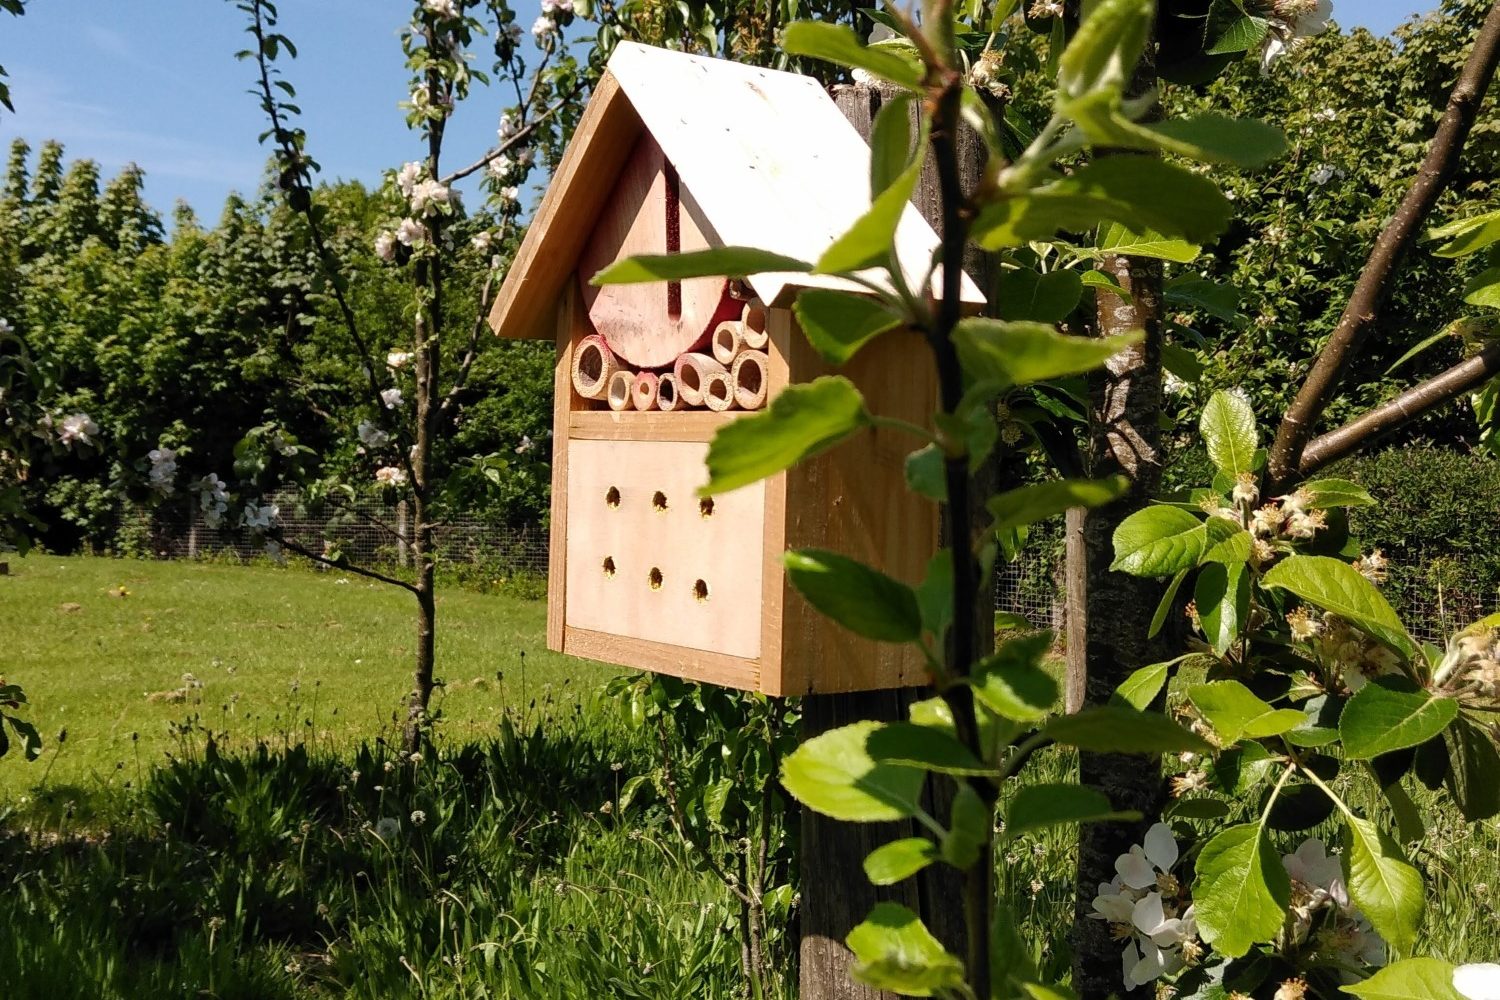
xmin=564 ymin=438 xmax=766 ymax=661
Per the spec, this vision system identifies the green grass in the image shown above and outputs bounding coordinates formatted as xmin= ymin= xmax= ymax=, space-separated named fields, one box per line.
xmin=0 ymin=554 xmax=613 ymax=797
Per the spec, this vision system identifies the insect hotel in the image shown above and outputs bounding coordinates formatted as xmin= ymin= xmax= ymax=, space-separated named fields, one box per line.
xmin=488 ymin=42 xmax=984 ymax=695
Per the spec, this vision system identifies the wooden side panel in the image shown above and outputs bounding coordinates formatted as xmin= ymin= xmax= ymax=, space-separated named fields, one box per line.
xmin=563 ymin=627 xmax=760 ymax=691
xmin=564 ymin=438 xmax=766 ymax=660
xmin=778 ymin=317 xmax=939 ymax=694
xmin=757 ymin=308 xmax=793 ymax=696
xmin=547 ymin=290 xmax=588 ymax=652
xmin=488 ymin=72 xmax=642 ymax=341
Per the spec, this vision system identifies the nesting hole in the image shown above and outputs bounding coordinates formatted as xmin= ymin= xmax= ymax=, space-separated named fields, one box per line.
xmin=652 ymin=490 xmax=669 ymax=512
xmin=739 ymin=360 xmax=763 ymax=396
xmin=699 ymin=497 xmax=715 ymax=518
xmin=605 ymin=486 xmax=621 ymax=508
xmin=578 ymin=343 xmax=604 ymax=386
xmin=602 ymin=556 xmax=616 ymax=578
xmin=706 ymin=376 xmax=733 ymax=405
xmin=679 ymin=365 xmax=703 ymax=394
xmin=692 ymin=579 xmax=710 ymax=604
xmin=648 ymin=567 xmax=664 ymax=591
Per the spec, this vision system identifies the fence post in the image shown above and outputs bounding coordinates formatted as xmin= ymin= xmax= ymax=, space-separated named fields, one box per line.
xmin=397 ymin=500 xmax=410 ymax=568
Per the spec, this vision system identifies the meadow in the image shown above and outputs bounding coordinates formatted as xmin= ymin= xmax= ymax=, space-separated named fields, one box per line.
xmin=0 ymin=555 xmax=1495 ymax=998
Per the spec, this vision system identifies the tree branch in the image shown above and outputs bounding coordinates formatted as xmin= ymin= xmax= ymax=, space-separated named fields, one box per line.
xmin=1266 ymin=0 xmax=1500 ymax=491
xmin=1296 ymin=341 xmax=1500 ymax=478
xmin=440 ymin=258 xmax=501 ymax=416
xmin=275 ymin=535 xmax=420 ymax=594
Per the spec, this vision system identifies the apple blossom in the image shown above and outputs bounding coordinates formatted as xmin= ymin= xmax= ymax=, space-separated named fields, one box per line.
xmin=0 ymin=317 xmax=12 ymax=335
xmin=375 ymin=466 xmax=408 ymax=487
xmin=409 ymin=178 xmax=451 ymax=216
xmin=423 ymin=0 xmax=458 ymax=17
xmin=531 ymin=15 xmax=556 ymax=41
xmin=374 ymin=231 xmax=398 ymax=262
xmin=241 ymin=502 xmax=279 ymax=531
xmin=1456 ymin=964 xmax=1500 ymax=1000
xmin=381 ymin=388 xmax=404 ymax=410
xmin=57 ymin=412 xmax=100 ymax=448
xmin=357 ymin=420 xmax=391 ymax=449
xmin=497 ymin=185 xmax=520 ymax=205
xmin=497 ymin=112 xmax=520 ymax=141
xmin=387 ymin=351 xmax=413 ymax=370
xmin=396 ymin=161 xmax=423 ymax=197
xmin=515 ymin=434 xmax=534 ymax=455
xmin=1260 ymin=0 xmax=1334 ymax=73
xmin=395 ymin=218 xmax=428 ymax=247
xmin=540 ymin=0 xmax=573 ymax=12
xmin=147 ymin=447 xmax=177 ymax=494
xmin=486 ymin=155 xmax=512 ymax=180
xmin=471 ymin=231 xmax=492 ymax=253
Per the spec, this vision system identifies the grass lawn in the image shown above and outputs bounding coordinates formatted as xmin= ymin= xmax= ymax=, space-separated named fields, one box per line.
xmin=0 ymin=554 xmax=614 ymax=797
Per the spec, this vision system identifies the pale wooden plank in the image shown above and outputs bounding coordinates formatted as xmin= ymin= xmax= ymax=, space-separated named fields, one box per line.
xmin=546 ymin=290 xmax=581 ymax=651
xmin=756 ymin=307 xmax=794 ymax=697
xmin=563 ymin=626 xmax=761 ymax=692
xmin=568 ymin=409 xmax=736 ymax=443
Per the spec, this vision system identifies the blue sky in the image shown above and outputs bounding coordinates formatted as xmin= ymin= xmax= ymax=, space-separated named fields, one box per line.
xmin=0 ymin=1 xmax=1435 ymax=223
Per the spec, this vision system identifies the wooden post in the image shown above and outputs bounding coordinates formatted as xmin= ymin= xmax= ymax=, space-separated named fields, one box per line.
xmin=799 ymin=83 xmax=995 ymax=1000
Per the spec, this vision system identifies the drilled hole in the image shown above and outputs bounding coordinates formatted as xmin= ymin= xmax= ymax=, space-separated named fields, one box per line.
xmin=699 ymin=497 xmax=715 ymax=518
xmin=602 ymin=556 xmax=616 ymax=578
xmin=652 ymin=490 xmax=668 ymax=512
xmin=605 ymin=486 xmax=621 ymax=508
xmin=693 ymin=579 xmax=710 ymax=603
xmin=648 ymin=567 xmax=663 ymax=591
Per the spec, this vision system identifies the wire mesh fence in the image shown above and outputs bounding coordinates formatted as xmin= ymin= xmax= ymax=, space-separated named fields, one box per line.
xmin=128 ymin=495 xmax=1485 ymax=647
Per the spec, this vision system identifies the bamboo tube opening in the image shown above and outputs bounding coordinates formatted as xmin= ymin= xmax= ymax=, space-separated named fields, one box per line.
xmin=740 ymin=303 xmax=769 ymax=350
xmin=711 ymin=320 xmax=745 ymax=366
xmin=606 ymin=369 xmax=634 ymax=411
xmin=673 ymin=353 xmax=726 ymax=408
xmin=656 ymin=373 xmax=683 ymax=411
xmin=702 ymin=370 xmax=736 ymax=412
xmin=572 ymin=335 xmax=619 ymax=400
xmin=732 ymin=350 xmax=768 ymax=411
xmin=631 ymin=371 xmax=660 ymax=411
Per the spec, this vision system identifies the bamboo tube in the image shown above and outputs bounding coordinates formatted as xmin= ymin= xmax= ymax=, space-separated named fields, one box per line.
xmin=740 ymin=303 xmax=769 ymax=351
xmin=656 ymin=374 xmax=684 ymax=411
xmin=702 ymin=370 xmax=737 ymax=412
xmin=673 ymin=353 xmax=727 ymax=408
xmin=731 ymin=350 xmax=769 ymax=411
xmin=631 ymin=371 xmax=660 ymax=411
xmin=711 ymin=320 xmax=746 ymax=366
xmin=571 ymin=334 xmax=619 ymax=400
xmin=606 ymin=369 xmax=634 ymax=412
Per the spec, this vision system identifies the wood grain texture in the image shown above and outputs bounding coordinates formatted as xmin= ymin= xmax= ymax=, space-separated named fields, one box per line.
xmin=546 ymin=290 xmax=585 ymax=651
xmin=568 ymin=410 xmax=733 ymax=442
xmin=563 ymin=626 xmax=760 ymax=690
xmin=576 ymin=134 xmax=728 ymax=368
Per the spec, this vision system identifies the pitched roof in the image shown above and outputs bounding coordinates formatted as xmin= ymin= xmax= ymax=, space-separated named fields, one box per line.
xmin=488 ymin=42 xmax=984 ymax=340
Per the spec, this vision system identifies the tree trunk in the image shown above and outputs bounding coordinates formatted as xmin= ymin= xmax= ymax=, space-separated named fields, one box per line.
xmin=1066 ymin=255 xmax=1176 ymax=1000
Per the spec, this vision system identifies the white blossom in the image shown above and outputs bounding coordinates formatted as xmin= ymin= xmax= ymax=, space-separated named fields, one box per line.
xmin=196 ymin=474 xmax=229 ymax=529
xmin=486 ymin=155 xmax=513 ymax=180
xmin=1260 ymin=0 xmax=1334 ymax=73
xmin=497 ymin=112 xmax=520 ymax=141
xmin=423 ymin=0 xmax=459 ymax=17
xmin=540 ymin=0 xmax=573 ymax=12
xmin=269 ymin=431 xmax=298 ymax=457
xmin=374 ymin=231 xmax=398 ymax=262
xmin=381 ymin=387 xmax=404 ymax=410
xmin=1122 ymin=894 xmax=1197 ymax=988
xmin=471 ymin=231 xmax=493 ymax=253
xmin=57 ymin=412 xmax=100 ymax=448
xmin=1456 ymin=964 xmax=1500 ymax=1000
xmin=516 ymin=148 xmax=535 ymax=169
xmin=375 ymin=466 xmax=408 ymax=487
xmin=1315 ymin=107 xmax=1338 ymax=121
xmin=0 ymin=318 xmax=12 ymax=336
xmin=147 ymin=447 xmax=177 ymax=494
xmin=497 ymin=185 xmax=520 ymax=205
xmin=531 ymin=14 xmax=556 ymax=41
xmin=241 ymin=502 xmax=279 ymax=531
xmin=396 ymin=161 xmax=424 ymax=197
xmin=1090 ymin=824 xmax=1199 ymax=988
xmin=387 ymin=351 xmax=413 ymax=370
xmin=515 ymin=434 xmax=534 ymax=455
xmin=357 ymin=420 xmax=391 ymax=450
xmin=1117 ymin=822 xmax=1179 ymax=890
xmin=409 ymin=178 xmax=452 ymax=217
xmin=395 ymin=217 xmax=428 ymax=247
xmin=1310 ymin=163 xmax=1337 ymax=186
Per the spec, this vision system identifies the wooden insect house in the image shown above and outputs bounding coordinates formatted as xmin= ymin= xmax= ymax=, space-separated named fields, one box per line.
xmin=488 ymin=42 xmax=984 ymax=695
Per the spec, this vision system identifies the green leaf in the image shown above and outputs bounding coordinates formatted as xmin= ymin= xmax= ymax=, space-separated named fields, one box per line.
xmin=784 ymin=548 xmax=922 ymax=643
xmin=915 ymin=549 xmax=953 ymax=641
xmin=1079 ymin=267 xmax=1130 ymax=298
xmin=1113 ymin=659 xmax=1170 ymax=711
xmin=1214 ymin=741 xmax=1278 ymax=796
xmin=975 ymin=157 xmax=1232 ymax=249
xmin=955 ymin=319 xmax=1141 ymax=388
xmin=1110 ymin=506 xmax=1207 ymax=577
xmin=1166 ymin=797 xmax=1232 ymax=820
xmin=1262 ymin=555 xmax=1415 ymax=657
xmin=1097 ymin=224 xmax=1201 ymax=262
xmin=869 ymin=93 xmax=915 ymax=197
xmin=703 ymin=376 xmax=870 ymax=494
xmin=781 ymin=721 xmax=925 ymax=821
xmin=1193 ymin=821 xmax=1290 ymax=958
xmin=1004 ymin=784 xmax=1138 ymax=840
xmin=1206 ymin=14 xmax=1270 ymax=54
xmin=1141 ymin=114 xmax=1288 ymax=168
xmin=971 ymin=631 xmax=1059 ymax=722
xmin=1200 ymin=390 xmax=1258 ymax=478
xmin=1445 ymin=715 xmax=1500 ymax=821
xmin=1148 ymin=569 xmax=1189 ymax=640
xmin=845 ymin=903 xmax=967 ymax=996
xmin=1161 ymin=343 xmax=1206 ymax=384
xmin=864 ymin=838 xmax=938 ymax=885
xmin=591 ymin=246 xmax=811 ymax=285
xmin=1462 ymin=266 xmax=1500 ymax=309
xmin=905 ymin=444 xmax=947 ymax=501
xmin=794 ymin=289 xmax=903 ymax=365
xmin=996 ymin=268 xmax=1084 ymax=323
xmin=1165 ymin=276 xmax=1243 ymax=322
xmin=1187 ymin=680 xmax=1305 ymax=744
xmin=1341 ymin=958 xmax=1463 ymax=1000
xmin=1343 ymin=814 xmax=1423 ymax=951
xmin=988 ymin=476 xmax=1128 ymax=533
xmin=817 ymin=133 xmax=926 ymax=273
xmin=1428 ymin=208 xmax=1500 ymax=258
xmin=1041 ymin=706 xmax=1211 ymax=754
xmin=1340 ymin=677 xmax=1459 ymax=760
xmin=1056 ymin=0 xmax=1153 ymax=100
xmin=1202 ymin=529 xmax=1252 ymax=565
xmin=1195 ymin=563 xmax=1251 ymax=656
xmin=867 ymin=722 xmax=993 ymax=776
xmin=1298 ymin=478 xmax=1375 ymax=509
xmin=781 ymin=22 xmax=923 ymax=88
xmin=942 ymin=783 xmax=990 ymax=867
